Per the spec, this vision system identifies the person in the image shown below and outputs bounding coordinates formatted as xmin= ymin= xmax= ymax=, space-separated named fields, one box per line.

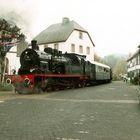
xmin=12 ymin=69 xmax=16 ymax=74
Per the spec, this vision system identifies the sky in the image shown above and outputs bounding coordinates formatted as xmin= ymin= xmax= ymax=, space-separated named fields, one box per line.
xmin=0 ymin=0 xmax=140 ymax=57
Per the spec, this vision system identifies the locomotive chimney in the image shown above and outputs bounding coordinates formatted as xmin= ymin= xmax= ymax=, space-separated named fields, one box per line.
xmin=31 ymin=40 xmax=39 ymax=50
xmin=62 ymin=17 xmax=69 ymax=25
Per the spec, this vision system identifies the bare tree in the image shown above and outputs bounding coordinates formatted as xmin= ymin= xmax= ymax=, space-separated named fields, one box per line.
xmin=103 ymin=54 xmax=127 ymax=80
xmin=113 ymin=59 xmax=127 ymax=80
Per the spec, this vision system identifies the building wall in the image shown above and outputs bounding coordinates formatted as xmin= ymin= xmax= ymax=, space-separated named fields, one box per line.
xmin=127 ymin=53 xmax=140 ymax=78
xmin=6 ymin=46 xmax=20 ymax=74
xmin=42 ymin=30 xmax=95 ymax=62
xmin=6 ymin=40 xmax=28 ymax=74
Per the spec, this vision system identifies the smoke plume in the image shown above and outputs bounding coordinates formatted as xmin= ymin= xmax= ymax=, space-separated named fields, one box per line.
xmin=0 ymin=0 xmax=39 ymax=41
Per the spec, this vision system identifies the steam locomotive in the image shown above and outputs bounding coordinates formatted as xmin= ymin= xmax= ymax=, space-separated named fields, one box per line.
xmin=7 ymin=40 xmax=112 ymax=94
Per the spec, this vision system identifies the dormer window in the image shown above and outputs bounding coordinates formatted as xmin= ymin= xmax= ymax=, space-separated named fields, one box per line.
xmin=79 ymin=32 xmax=83 ymax=39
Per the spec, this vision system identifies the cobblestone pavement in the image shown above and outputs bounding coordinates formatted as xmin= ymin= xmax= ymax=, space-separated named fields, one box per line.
xmin=0 ymin=81 xmax=140 ymax=140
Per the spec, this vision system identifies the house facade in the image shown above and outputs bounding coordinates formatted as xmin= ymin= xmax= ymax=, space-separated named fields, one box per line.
xmin=6 ymin=47 xmax=20 ymax=74
xmin=34 ymin=17 xmax=95 ymax=62
xmin=127 ymin=49 xmax=140 ymax=79
xmin=6 ymin=39 xmax=28 ymax=74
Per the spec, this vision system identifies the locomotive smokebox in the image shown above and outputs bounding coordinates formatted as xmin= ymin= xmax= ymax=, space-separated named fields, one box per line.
xmin=31 ymin=40 xmax=39 ymax=50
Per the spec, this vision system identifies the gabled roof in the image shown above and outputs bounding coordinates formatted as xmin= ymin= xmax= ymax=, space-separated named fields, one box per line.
xmin=127 ymin=49 xmax=139 ymax=62
xmin=33 ymin=18 xmax=95 ymax=46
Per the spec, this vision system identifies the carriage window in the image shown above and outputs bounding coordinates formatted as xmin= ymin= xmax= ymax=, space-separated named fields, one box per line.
xmin=96 ymin=66 xmax=100 ymax=72
xmin=96 ymin=66 xmax=105 ymax=72
xmin=86 ymin=61 xmax=90 ymax=65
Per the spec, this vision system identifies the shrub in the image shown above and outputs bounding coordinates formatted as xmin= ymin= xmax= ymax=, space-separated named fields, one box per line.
xmin=130 ymin=76 xmax=138 ymax=85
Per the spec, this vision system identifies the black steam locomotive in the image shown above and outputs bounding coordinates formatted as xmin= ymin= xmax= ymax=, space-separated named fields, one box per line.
xmin=8 ymin=40 xmax=112 ymax=94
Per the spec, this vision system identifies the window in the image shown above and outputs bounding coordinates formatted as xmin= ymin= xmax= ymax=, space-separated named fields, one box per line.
xmin=71 ymin=44 xmax=75 ymax=52
xmin=79 ymin=45 xmax=83 ymax=53
xmin=44 ymin=44 xmax=48 ymax=49
xmin=54 ymin=43 xmax=59 ymax=50
xmin=79 ymin=32 xmax=83 ymax=39
xmin=86 ymin=47 xmax=90 ymax=54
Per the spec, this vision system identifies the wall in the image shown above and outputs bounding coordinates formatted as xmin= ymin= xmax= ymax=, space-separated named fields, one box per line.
xmin=6 ymin=46 xmax=20 ymax=74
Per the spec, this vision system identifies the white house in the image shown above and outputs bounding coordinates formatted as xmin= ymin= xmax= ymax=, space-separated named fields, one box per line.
xmin=6 ymin=39 xmax=28 ymax=74
xmin=127 ymin=48 xmax=140 ymax=79
xmin=6 ymin=47 xmax=20 ymax=74
xmin=33 ymin=17 xmax=95 ymax=62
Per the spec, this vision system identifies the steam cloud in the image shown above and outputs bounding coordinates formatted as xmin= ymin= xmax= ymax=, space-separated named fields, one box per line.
xmin=0 ymin=0 xmax=39 ymax=41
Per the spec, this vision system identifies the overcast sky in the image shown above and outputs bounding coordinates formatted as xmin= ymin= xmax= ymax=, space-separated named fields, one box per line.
xmin=1 ymin=0 xmax=140 ymax=57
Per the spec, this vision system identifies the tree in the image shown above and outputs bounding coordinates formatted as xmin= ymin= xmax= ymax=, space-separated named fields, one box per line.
xmin=0 ymin=18 xmax=25 ymax=84
xmin=103 ymin=55 xmax=118 ymax=68
xmin=103 ymin=54 xmax=127 ymax=80
xmin=113 ymin=59 xmax=127 ymax=80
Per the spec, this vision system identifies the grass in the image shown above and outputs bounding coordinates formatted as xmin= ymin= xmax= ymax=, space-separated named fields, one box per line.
xmin=0 ymin=83 xmax=13 ymax=91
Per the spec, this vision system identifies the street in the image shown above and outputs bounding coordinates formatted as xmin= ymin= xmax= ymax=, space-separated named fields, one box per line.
xmin=0 ymin=81 xmax=140 ymax=140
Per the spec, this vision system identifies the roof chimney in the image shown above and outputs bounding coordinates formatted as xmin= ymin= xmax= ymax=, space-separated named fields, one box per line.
xmin=62 ymin=17 xmax=69 ymax=24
